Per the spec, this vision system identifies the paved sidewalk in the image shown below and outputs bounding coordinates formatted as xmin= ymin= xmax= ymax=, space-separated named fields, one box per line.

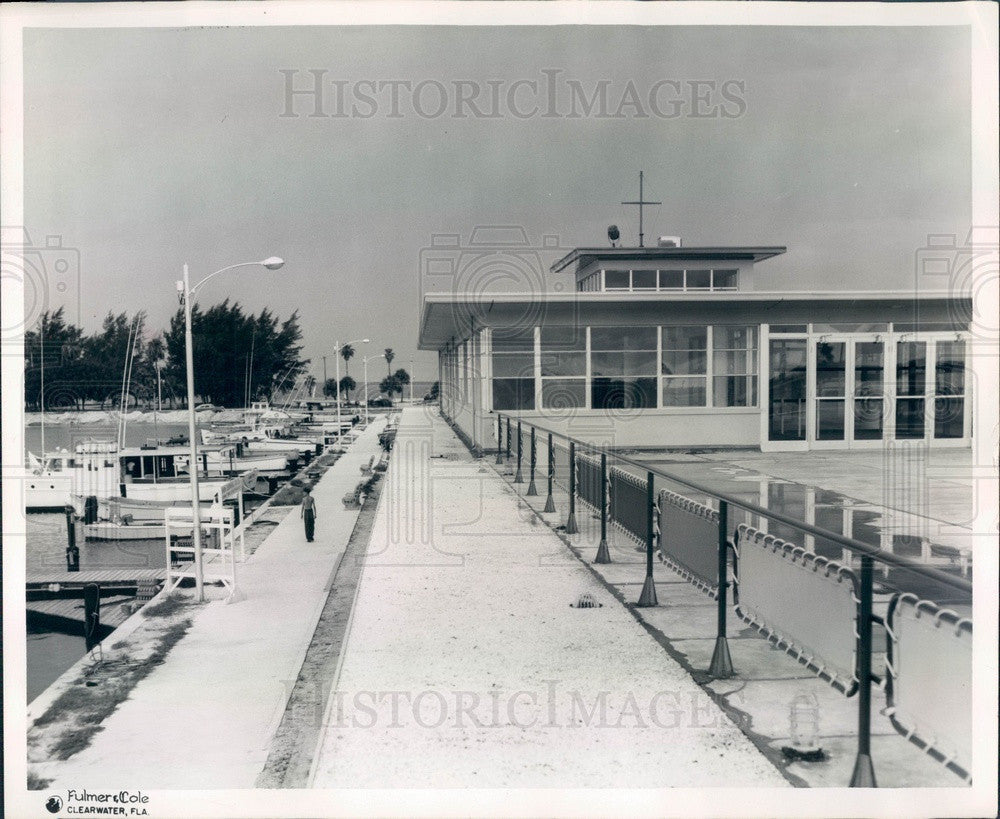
xmin=33 ymin=417 xmax=387 ymax=789
xmin=310 ymin=407 xmax=788 ymax=788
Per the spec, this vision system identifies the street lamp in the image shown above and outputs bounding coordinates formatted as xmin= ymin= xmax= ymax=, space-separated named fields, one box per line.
xmin=409 ymin=357 xmax=414 ymax=404
xmin=334 ymin=338 xmax=369 ymax=445
xmin=178 ymin=256 xmax=284 ymax=602
xmin=363 ymin=352 xmax=385 ymax=424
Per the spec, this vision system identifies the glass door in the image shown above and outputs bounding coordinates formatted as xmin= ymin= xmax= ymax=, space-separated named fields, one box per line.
xmin=933 ymin=340 xmax=966 ymax=440
xmin=852 ymin=341 xmax=885 ymax=441
xmin=895 ymin=340 xmax=927 ymax=439
xmin=768 ymin=339 xmax=807 ymax=442
xmin=815 ymin=341 xmax=847 ymax=442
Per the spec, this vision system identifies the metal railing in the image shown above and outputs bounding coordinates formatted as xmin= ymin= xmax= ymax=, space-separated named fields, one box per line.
xmin=494 ymin=411 xmax=973 ymax=787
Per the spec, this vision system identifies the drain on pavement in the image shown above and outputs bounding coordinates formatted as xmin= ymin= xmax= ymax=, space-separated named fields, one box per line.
xmin=570 ymin=593 xmax=603 ymax=609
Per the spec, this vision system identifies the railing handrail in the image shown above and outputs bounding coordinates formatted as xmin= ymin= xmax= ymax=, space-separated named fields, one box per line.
xmin=495 ymin=412 xmax=973 ymax=596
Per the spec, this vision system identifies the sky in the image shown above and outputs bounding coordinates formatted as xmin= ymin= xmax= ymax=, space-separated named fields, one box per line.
xmin=22 ymin=24 xmax=972 ymax=382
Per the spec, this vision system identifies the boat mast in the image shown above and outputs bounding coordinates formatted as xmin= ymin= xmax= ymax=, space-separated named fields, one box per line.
xmin=39 ymin=314 xmax=45 ymax=459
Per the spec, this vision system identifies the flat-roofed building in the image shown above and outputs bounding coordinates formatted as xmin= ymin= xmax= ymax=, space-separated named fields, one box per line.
xmin=418 ymin=241 xmax=971 ymax=452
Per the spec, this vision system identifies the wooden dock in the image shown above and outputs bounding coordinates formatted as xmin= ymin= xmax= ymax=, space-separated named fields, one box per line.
xmin=26 ymin=594 xmax=136 ymax=635
xmin=26 ymin=568 xmax=166 ymax=593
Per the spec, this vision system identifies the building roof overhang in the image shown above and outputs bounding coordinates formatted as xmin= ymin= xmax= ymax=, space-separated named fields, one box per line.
xmin=417 ymin=290 xmax=969 ymax=349
xmin=551 ymin=246 xmax=788 ymax=277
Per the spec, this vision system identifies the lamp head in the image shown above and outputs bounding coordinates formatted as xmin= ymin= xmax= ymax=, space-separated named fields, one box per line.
xmin=362 ymin=338 xmax=370 ymax=344
xmin=261 ymin=256 xmax=284 ymax=271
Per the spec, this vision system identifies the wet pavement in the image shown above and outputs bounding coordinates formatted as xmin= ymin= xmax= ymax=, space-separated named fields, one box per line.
xmin=618 ymin=448 xmax=975 ymax=606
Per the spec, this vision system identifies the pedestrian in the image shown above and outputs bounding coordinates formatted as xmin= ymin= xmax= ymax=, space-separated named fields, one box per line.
xmin=301 ymin=486 xmax=317 ymax=542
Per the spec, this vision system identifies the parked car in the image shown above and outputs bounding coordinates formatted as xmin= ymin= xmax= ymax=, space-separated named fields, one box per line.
xmin=194 ymin=403 xmax=220 ymax=411
xmin=368 ymin=397 xmax=392 ymax=407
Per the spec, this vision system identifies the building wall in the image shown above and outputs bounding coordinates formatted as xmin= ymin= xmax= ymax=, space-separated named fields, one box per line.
xmin=434 ymin=298 xmax=971 ymax=453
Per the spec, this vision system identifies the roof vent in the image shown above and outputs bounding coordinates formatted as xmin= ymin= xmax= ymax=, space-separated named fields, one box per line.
xmin=658 ymin=236 xmax=682 ymax=248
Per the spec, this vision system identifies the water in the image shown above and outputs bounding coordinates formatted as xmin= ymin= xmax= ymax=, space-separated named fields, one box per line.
xmin=25 ymin=422 xmax=189 ymax=455
xmin=28 ymin=513 xmax=166 ymax=573
xmin=26 ymin=627 xmax=87 ymax=703
xmin=24 ymin=512 xmax=166 ymax=702
xmin=23 ymin=421 xmax=200 ymax=702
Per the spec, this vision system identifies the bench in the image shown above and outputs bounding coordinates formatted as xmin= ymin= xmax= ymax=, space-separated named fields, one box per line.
xmin=342 ymin=481 xmax=365 ymax=509
xmin=360 ymin=455 xmax=375 ymax=476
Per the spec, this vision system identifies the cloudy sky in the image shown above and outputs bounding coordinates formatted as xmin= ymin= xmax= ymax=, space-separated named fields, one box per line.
xmin=23 ymin=23 xmax=971 ymax=381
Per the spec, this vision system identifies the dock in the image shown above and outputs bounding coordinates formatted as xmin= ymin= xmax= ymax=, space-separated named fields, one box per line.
xmin=27 ymin=595 xmax=136 ymax=636
xmin=26 ymin=568 xmax=167 ymax=593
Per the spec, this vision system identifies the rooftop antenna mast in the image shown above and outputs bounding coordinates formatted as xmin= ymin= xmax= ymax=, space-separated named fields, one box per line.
xmin=621 ymin=170 xmax=661 ymax=248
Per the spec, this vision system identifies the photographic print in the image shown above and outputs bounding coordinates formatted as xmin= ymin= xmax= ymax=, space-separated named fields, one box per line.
xmin=2 ymin=3 xmax=997 ymax=817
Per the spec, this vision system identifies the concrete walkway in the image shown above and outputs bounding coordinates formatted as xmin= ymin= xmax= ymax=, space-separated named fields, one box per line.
xmin=310 ymin=407 xmax=788 ymax=788
xmin=33 ymin=417 xmax=386 ymax=789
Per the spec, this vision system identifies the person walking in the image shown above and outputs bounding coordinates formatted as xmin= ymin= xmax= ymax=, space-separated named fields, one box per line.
xmin=301 ymin=486 xmax=317 ymax=542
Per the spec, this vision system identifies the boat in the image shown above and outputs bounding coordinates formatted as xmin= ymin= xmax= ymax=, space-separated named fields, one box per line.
xmin=81 ymin=471 xmax=258 ymax=539
xmin=25 ymin=451 xmax=75 ymax=511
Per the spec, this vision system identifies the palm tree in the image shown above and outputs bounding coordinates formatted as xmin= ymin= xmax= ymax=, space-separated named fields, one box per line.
xmin=340 ymin=343 xmax=355 ymax=376
xmin=384 ymin=347 xmax=395 ymax=377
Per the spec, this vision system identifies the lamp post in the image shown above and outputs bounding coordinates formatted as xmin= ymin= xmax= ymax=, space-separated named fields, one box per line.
xmin=363 ymin=352 xmax=385 ymax=424
xmin=179 ymin=256 xmax=284 ymax=602
xmin=154 ymin=359 xmax=164 ymax=443
xmin=335 ymin=338 xmax=369 ymax=445
xmin=409 ymin=357 xmax=414 ymax=404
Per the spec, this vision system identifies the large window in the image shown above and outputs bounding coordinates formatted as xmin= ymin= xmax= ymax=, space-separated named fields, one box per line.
xmin=661 ymin=325 xmax=757 ymax=408
xmin=713 ymin=326 xmax=758 ymax=407
xmin=491 ymin=329 xmax=535 ymax=410
xmin=540 ymin=326 xmax=586 ymax=409
xmin=590 ymin=327 xmax=657 ymax=409
xmin=662 ymin=326 xmax=707 ymax=406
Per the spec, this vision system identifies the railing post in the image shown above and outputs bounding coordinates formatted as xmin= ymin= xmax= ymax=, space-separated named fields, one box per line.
xmin=543 ymin=433 xmax=556 ymax=513
xmin=514 ymin=420 xmax=524 ymax=483
xmin=565 ymin=441 xmax=579 ymax=534
xmin=526 ymin=427 xmax=538 ymax=496
xmin=594 ymin=452 xmax=611 ymax=564
xmin=495 ymin=415 xmax=504 ymax=465
xmin=708 ymin=501 xmax=734 ymax=678
xmin=850 ymin=554 xmax=877 ymax=787
xmin=637 ymin=471 xmax=658 ymax=607
xmin=505 ymin=417 xmax=511 ymax=463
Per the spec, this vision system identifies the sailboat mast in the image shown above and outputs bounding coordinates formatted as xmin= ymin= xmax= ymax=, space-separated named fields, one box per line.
xmin=40 ymin=315 xmax=45 ymax=458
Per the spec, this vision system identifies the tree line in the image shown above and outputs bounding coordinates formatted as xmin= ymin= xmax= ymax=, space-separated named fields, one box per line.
xmin=23 ymin=303 xmax=309 ymax=411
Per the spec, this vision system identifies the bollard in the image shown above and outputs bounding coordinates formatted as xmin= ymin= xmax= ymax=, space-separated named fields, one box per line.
xmin=65 ymin=505 xmax=80 ymax=572
xmin=543 ymin=433 xmax=556 ymax=513
xmin=637 ymin=472 xmax=658 ymax=607
xmin=495 ymin=416 xmax=504 ymax=464
xmin=708 ymin=501 xmax=734 ymax=677
xmin=514 ymin=421 xmax=524 ymax=483
xmin=850 ymin=554 xmax=877 ymax=787
xmin=565 ymin=441 xmax=579 ymax=534
xmin=594 ymin=453 xmax=611 ymax=563
xmin=505 ymin=417 xmax=512 ymax=463
xmin=526 ymin=427 xmax=538 ymax=496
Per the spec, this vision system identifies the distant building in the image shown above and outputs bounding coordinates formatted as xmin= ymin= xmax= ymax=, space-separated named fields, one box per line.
xmin=418 ymin=239 xmax=971 ymax=452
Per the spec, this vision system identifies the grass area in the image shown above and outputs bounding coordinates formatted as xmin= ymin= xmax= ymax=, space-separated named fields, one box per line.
xmin=27 ymin=772 xmax=52 ymax=790
xmin=140 ymin=594 xmax=188 ymax=619
xmin=30 ymin=620 xmax=192 ymax=762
